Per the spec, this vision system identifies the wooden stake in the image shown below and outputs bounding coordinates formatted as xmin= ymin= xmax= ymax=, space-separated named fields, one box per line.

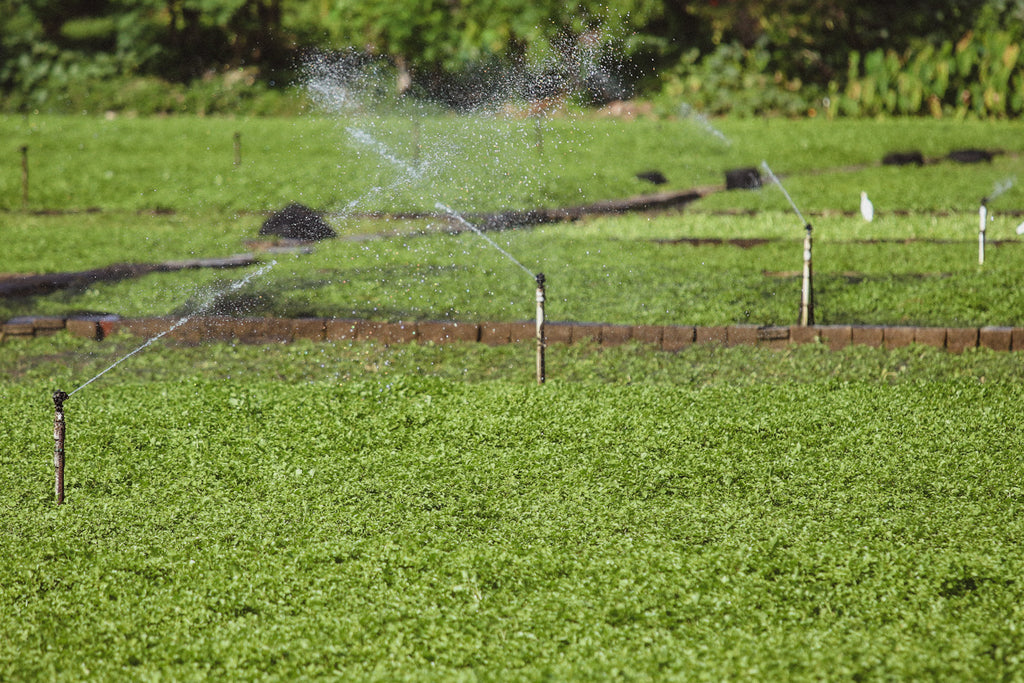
xmin=20 ymin=145 xmax=28 ymax=209
xmin=233 ymin=132 xmax=242 ymax=166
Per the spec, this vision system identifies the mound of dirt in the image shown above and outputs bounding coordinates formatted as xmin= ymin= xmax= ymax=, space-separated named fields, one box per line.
xmin=259 ymin=203 xmax=336 ymax=241
xmin=725 ymin=167 xmax=762 ymax=190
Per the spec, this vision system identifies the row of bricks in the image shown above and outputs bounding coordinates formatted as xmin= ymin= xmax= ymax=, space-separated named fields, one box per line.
xmin=3 ymin=315 xmax=1024 ymax=352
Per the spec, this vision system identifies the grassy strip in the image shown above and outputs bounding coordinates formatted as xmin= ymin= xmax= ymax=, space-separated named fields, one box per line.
xmin=0 ymin=210 xmax=247 ymax=273
xmin=3 ymin=115 xmax=1024 ymax=213
xmin=5 ymin=210 xmax=1024 ymax=327
xmin=4 ymin=116 xmax=1024 ymax=328
xmin=2 ymin=337 xmax=1023 ymax=680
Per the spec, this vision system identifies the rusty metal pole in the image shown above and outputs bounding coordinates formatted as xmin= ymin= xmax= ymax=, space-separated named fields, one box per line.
xmin=20 ymin=145 xmax=28 ymax=209
xmin=535 ymin=273 xmax=546 ymax=385
xmin=800 ymin=223 xmax=814 ymax=326
xmin=53 ymin=390 xmax=68 ymax=505
xmin=233 ymin=132 xmax=242 ymax=166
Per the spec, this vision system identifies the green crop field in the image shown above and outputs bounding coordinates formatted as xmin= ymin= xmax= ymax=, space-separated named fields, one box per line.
xmin=4 ymin=115 xmax=1024 ymax=327
xmin=5 ymin=210 xmax=1024 ymax=327
xmin=3 ymin=338 xmax=1024 ymax=680
xmin=3 ymin=112 xmax=1024 ymax=680
xmin=4 ymin=115 xmax=1024 ymax=213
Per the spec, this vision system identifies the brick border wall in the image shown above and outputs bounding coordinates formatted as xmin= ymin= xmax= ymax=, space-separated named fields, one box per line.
xmin=4 ymin=315 xmax=1024 ymax=352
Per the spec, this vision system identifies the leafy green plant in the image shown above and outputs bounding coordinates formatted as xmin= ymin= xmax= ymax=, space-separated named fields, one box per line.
xmin=659 ymin=39 xmax=816 ymax=117
xmin=840 ymin=30 xmax=1024 ymax=118
xmin=3 ymin=116 xmax=1024 ymax=327
xmin=2 ymin=337 xmax=1024 ymax=680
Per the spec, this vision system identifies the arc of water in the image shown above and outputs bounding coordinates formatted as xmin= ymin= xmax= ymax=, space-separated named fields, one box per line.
xmin=345 ymin=126 xmax=425 ymax=181
xmin=680 ymin=103 xmax=731 ymax=146
xmin=336 ymin=116 xmax=540 ymax=282
xmin=344 ymin=130 xmax=539 ymax=284
xmin=342 ymin=127 xmax=540 ymax=283
xmin=330 ymin=174 xmax=413 ymax=221
xmin=67 ymin=260 xmax=277 ymax=398
xmin=761 ymin=160 xmax=807 ymax=226
xmin=307 ymin=65 xmax=540 ymax=284
xmin=989 ymin=176 xmax=1016 ymax=202
xmin=434 ymin=202 xmax=535 ymax=280
xmin=330 ymin=121 xmax=464 ymax=223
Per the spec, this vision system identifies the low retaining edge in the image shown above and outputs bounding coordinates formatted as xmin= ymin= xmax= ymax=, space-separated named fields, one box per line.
xmin=4 ymin=316 xmax=1024 ymax=353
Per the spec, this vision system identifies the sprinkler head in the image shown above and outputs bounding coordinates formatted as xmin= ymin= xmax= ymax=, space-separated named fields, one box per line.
xmin=535 ymin=272 xmax=546 ymax=287
xmin=53 ymin=390 xmax=68 ymax=409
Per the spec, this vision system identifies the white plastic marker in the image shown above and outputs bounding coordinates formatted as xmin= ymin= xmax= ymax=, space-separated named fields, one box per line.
xmin=860 ymin=191 xmax=874 ymax=222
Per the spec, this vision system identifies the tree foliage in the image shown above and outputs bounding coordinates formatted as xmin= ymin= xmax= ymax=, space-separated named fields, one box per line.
xmin=685 ymin=0 xmax=983 ymax=83
xmin=2 ymin=0 xmax=1023 ymax=115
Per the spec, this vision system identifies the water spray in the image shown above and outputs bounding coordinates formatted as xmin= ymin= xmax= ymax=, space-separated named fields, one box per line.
xmin=761 ymin=161 xmax=814 ymax=325
xmin=679 ymin=104 xmax=731 ymax=146
xmin=308 ymin=56 xmax=569 ymax=383
xmin=435 ymin=203 xmax=546 ymax=382
xmin=346 ymin=127 xmax=425 ymax=180
xmin=66 ymin=260 xmax=277 ymax=399
xmin=48 ymin=260 xmax=278 ymax=498
xmin=435 ymin=203 xmax=535 ymax=278
xmin=53 ymin=390 xmax=68 ymax=505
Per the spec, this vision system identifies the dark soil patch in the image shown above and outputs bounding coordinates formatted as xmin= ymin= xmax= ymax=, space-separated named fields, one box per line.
xmin=948 ymin=148 xmax=998 ymax=164
xmin=0 ymin=255 xmax=256 ymax=298
xmin=764 ymin=271 xmax=953 ymax=282
xmin=725 ymin=167 xmax=762 ymax=190
xmin=259 ymin=203 xmax=336 ymax=241
xmin=636 ymin=170 xmax=668 ymax=185
xmin=883 ymin=151 xmax=925 ymax=166
xmin=653 ymin=237 xmax=775 ymax=248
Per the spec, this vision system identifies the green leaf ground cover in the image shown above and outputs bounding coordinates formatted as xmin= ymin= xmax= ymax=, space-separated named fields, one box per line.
xmin=2 ymin=338 xmax=1023 ymax=680
xmin=5 ymin=211 xmax=1024 ymax=327
xmin=4 ymin=116 xmax=1024 ymax=327
xmin=4 ymin=116 xmax=1024 ymax=680
xmin=3 ymin=115 xmax=1024 ymax=213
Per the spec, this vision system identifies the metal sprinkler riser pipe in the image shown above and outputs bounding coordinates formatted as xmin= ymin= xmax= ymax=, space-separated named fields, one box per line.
xmin=979 ymin=198 xmax=988 ymax=265
xmin=535 ymin=273 xmax=546 ymax=385
xmin=800 ymin=223 xmax=814 ymax=326
xmin=53 ymin=390 xmax=68 ymax=505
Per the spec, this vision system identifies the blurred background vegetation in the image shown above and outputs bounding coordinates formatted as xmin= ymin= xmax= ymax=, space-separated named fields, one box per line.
xmin=2 ymin=0 xmax=1024 ymax=117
